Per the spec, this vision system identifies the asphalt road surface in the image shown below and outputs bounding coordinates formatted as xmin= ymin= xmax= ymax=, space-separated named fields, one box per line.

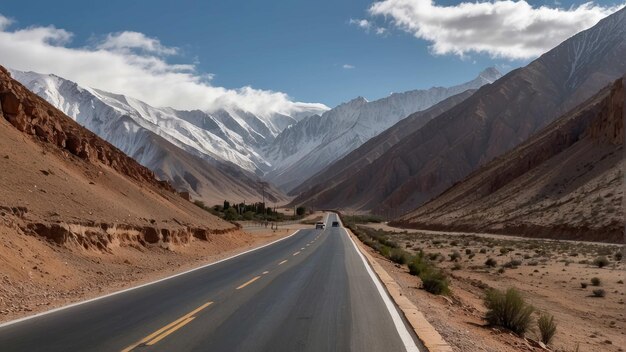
xmin=0 ymin=213 xmax=423 ymax=351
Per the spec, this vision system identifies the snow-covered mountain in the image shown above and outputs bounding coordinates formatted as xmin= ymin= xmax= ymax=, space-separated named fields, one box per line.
xmin=11 ymin=66 xmax=502 ymax=199
xmin=264 ymin=68 xmax=501 ymax=191
xmin=10 ymin=70 xmax=324 ymax=176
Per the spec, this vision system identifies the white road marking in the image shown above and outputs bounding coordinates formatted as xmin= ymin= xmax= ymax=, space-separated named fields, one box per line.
xmin=339 ymin=215 xmax=422 ymax=352
xmin=0 ymin=229 xmax=302 ymax=328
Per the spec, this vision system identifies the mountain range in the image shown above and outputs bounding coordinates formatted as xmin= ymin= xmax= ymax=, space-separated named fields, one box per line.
xmin=293 ymin=7 xmax=626 ymax=213
xmin=265 ymin=67 xmax=501 ymax=191
xmin=11 ymin=66 xmax=500 ymax=203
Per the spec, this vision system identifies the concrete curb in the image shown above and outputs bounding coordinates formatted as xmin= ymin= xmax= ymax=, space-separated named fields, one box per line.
xmin=346 ymin=228 xmax=453 ymax=352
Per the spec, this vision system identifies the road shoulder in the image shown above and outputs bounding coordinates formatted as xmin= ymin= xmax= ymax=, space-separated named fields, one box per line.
xmin=345 ymin=227 xmax=453 ymax=352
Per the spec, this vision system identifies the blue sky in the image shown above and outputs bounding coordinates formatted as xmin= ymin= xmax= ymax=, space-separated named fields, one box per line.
xmin=0 ymin=0 xmax=622 ymax=110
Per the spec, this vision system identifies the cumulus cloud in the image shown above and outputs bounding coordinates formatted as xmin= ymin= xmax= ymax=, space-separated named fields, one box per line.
xmin=342 ymin=64 xmax=355 ymax=69
xmin=0 ymin=14 xmax=327 ymax=115
xmin=367 ymin=0 xmax=624 ymax=59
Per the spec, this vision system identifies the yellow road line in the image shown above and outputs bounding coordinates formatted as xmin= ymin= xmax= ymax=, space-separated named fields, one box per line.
xmin=293 ymin=251 xmax=300 ymax=256
xmin=146 ymin=317 xmax=195 ymax=346
xmin=278 ymin=260 xmax=288 ymax=265
xmin=121 ymin=301 xmax=212 ymax=352
xmin=236 ymin=276 xmax=261 ymax=290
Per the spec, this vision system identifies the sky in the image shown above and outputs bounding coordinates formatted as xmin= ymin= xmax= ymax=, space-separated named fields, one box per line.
xmin=0 ymin=0 xmax=623 ymax=113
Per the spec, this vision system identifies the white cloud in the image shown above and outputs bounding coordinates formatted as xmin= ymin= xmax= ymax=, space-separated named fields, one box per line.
xmin=342 ymin=64 xmax=355 ymax=69
xmin=0 ymin=14 xmax=327 ymax=115
xmin=368 ymin=0 xmax=624 ymax=59
xmin=349 ymin=18 xmax=372 ymax=30
xmin=97 ymin=31 xmax=178 ymax=55
xmin=0 ymin=14 xmax=12 ymax=30
xmin=349 ymin=18 xmax=388 ymax=35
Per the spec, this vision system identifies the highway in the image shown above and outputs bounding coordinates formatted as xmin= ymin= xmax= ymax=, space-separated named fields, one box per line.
xmin=0 ymin=213 xmax=422 ymax=351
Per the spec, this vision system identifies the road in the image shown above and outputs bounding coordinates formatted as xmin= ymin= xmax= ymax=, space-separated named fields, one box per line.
xmin=0 ymin=213 xmax=422 ymax=351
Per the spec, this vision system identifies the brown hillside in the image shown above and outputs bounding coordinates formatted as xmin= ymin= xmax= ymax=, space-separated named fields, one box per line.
xmin=0 ymin=64 xmax=237 ymax=250
xmin=294 ymin=9 xmax=625 ymax=213
xmin=395 ymin=77 xmax=624 ymax=243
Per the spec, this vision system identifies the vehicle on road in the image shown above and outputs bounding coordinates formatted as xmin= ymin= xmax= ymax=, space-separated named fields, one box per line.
xmin=315 ymin=222 xmax=325 ymax=229
xmin=332 ymin=221 xmax=339 ymax=227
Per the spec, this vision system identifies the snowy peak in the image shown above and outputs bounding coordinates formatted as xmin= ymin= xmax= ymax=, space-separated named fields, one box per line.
xmin=264 ymin=68 xmax=500 ymax=191
xmin=478 ymin=67 xmax=501 ymax=82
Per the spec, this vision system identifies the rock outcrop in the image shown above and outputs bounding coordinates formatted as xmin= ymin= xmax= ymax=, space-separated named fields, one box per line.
xmin=0 ymin=66 xmax=174 ymax=193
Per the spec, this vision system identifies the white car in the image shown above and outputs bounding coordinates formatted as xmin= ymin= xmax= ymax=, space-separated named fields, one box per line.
xmin=315 ymin=222 xmax=325 ymax=229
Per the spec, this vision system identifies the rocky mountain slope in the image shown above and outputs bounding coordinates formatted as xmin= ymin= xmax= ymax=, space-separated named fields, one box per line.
xmin=11 ymin=70 xmax=288 ymax=204
xmin=294 ymin=8 xmax=626 ymax=212
xmin=0 ymin=64 xmax=237 ymax=249
xmin=264 ymin=68 xmax=501 ymax=191
xmin=291 ymin=89 xmax=476 ymax=197
xmin=394 ymin=77 xmax=624 ymax=243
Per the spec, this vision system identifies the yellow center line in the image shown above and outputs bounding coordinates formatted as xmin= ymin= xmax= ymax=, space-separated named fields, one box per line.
xmin=236 ymin=275 xmax=261 ymax=290
xmin=121 ymin=301 xmax=212 ymax=352
xmin=146 ymin=317 xmax=195 ymax=346
xmin=293 ymin=251 xmax=300 ymax=256
xmin=278 ymin=260 xmax=288 ymax=265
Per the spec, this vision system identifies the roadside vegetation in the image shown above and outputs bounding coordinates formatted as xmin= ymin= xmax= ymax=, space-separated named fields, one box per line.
xmin=342 ymin=217 xmax=626 ymax=348
xmin=342 ymin=215 xmax=450 ymax=295
xmin=194 ymin=200 xmax=307 ymax=222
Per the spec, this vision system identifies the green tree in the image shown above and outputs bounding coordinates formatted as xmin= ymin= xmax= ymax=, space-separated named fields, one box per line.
xmin=296 ymin=206 xmax=306 ymax=216
xmin=223 ymin=200 xmax=230 ymax=210
xmin=224 ymin=207 xmax=238 ymax=220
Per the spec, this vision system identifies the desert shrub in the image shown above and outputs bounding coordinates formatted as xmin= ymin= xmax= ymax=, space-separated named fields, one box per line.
xmin=497 ymin=268 xmax=506 ymax=274
xmin=452 ymin=263 xmax=462 ymax=271
xmin=480 ymin=248 xmax=487 ymax=254
xmin=503 ymin=259 xmax=522 ymax=268
xmin=592 ymin=289 xmax=606 ymax=297
xmin=580 ymin=282 xmax=588 ymax=288
xmin=537 ymin=313 xmax=557 ymax=345
xmin=593 ymin=256 xmax=609 ymax=268
xmin=408 ymin=254 xmax=429 ymax=276
xmin=421 ymin=270 xmax=450 ymax=295
xmin=450 ymin=240 xmax=458 ymax=246
xmin=469 ymin=253 xmax=476 ymax=259
xmin=428 ymin=252 xmax=440 ymax=261
xmin=500 ymin=247 xmax=510 ymax=255
xmin=484 ymin=288 xmax=534 ymax=335
xmin=389 ymin=248 xmax=409 ymax=265
xmin=449 ymin=250 xmax=461 ymax=261
xmin=465 ymin=248 xmax=472 ymax=255
xmin=528 ymin=260 xmax=539 ymax=266
xmin=485 ymin=258 xmax=498 ymax=267
xmin=379 ymin=245 xmax=391 ymax=258
xmin=615 ymin=251 xmax=623 ymax=261
xmin=590 ymin=277 xmax=601 ymax=286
